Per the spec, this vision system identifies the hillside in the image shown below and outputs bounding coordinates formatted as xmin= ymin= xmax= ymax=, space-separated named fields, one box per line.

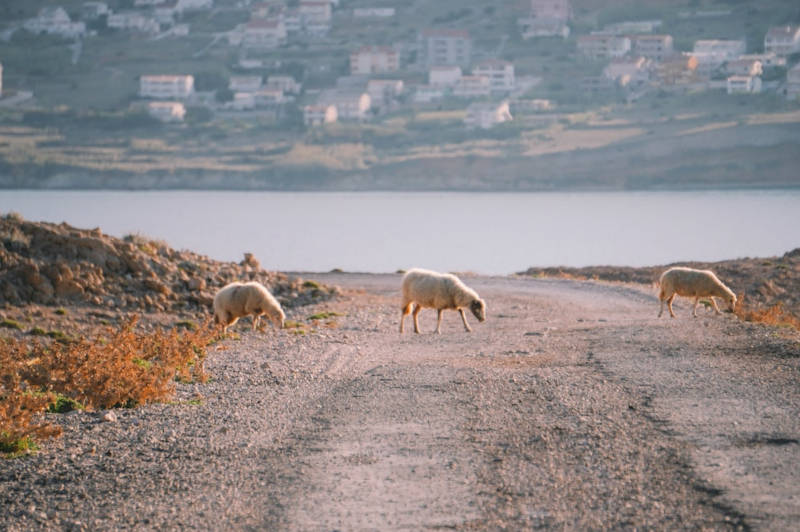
xmin=0 ymin=0 xmax=799 ymax=189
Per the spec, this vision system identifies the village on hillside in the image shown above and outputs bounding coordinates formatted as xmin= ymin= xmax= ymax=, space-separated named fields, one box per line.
xmin=1 ymin=0 xmax=799 ymax=127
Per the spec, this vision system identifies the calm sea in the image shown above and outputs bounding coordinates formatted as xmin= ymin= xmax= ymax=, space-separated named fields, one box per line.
xmin=1 ymin=190 xmax=798 ymax=275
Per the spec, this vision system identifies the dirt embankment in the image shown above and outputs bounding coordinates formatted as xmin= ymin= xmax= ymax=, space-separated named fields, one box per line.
xmin=519 ymin=249 xmax=800 ymax=321
xmin=0 ymin=215 xmax=337 ymax=332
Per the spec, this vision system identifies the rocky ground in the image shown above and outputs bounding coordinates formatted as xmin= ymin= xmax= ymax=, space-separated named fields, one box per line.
xmin=0 ymin=215 xmax=338 ymax=336
xmin=1 ymin=218 xmax=799 ymax=530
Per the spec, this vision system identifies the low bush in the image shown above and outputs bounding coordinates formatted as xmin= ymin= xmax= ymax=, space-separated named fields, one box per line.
xmin=1 ymin=317 xmax=216 ymax=455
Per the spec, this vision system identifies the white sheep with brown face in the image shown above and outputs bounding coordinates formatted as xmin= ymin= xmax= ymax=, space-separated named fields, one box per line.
xmin=213 ymin=281 xmax=285 ymax=333
xmin=399 ymin=268 xmax=486 ymax=334
xmin=658 ymin=267 xmax=737 ymax=318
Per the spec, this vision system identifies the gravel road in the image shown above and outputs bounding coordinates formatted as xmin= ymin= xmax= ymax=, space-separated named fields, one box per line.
xmin=2 ymin=273 xmax=798 ymax=530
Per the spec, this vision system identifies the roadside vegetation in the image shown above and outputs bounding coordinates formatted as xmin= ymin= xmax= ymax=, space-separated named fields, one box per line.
xmin=0 ymin=317 xmax=216 ymax=456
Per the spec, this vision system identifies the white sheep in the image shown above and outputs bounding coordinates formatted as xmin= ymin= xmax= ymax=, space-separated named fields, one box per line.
xmin=399 ymin=268 xmax=486 ymax=334
xmin=658 ymin=267 xmax=737 ymax=318
xmin=213 ymin=281 xmax=285 ymax=333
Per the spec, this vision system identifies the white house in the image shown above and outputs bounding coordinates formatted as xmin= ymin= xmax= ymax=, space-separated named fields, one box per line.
xmin=147 ymin=101 xmax=186 ymax=122
xmin=24 ymin=7 xmax=86 ymax=38
xmin=764 ymin=25 xmax=800 ymax=56
xmin=176 ymin=0 xmax=213 ymax=11
xmin=253 ymin=89 xmax=285 ymax=106
xmin=231 ymin=92 xmax=256 ymax=110
xmin=453 ymin=75 xmax=491 ymax=98
xmin=629 ymin=34 xmax=673 ymax=62
xmin=603 ymin=20 xmax=661 ymax=35
xmin=726 ymin=75 xmax=761 ymax=94
xmin=140 ymin=75 xmax=194 ymax=99
xmin=229 ymin=75 xmax=262 ymax=92
xmin=529 ymin=0 xmax=571 ymax=21
xmin=242 ymin=19 xmax=287 ymax=48
xmin=350 ymin=46 xmax=399 ymax=75
xmin=429 ymin=66 xmax=462 ymax=87
xmin=724 ymin=59 xmax=762 ymax=77
xmin=366 ymin=79 xmax=403 ymax=109
xmin=692 ymin=39 xmax=746 ymax=73
xmin=418 ymin=29 xmax=472 ymax=67
xmin=108 ymin=12 xmax=160 ymax=33
xmin=304 ymin=104 xmax=337 ymax=126
xmin=738 ymin=53 xmax=785 ymax=68
xmin=266 ymin=75 xmax=302 ymax=94
xmin=577 ymin=35 xmax=631 ymax=59
xmin=473 ymin=59 xmax=515 ymax=94
xmin=299 ymin=0 xmax=331 ymax=34
xmin=317 ymin=90 xmax=371 ymax=121
xmin=464 ymin=101 xmax=512 ymax=129
xmin=603 ymin=56 xmax=652 ymax=86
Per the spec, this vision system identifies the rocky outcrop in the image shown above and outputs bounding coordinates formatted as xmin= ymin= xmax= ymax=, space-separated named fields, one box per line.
xmin=0 ymin=215 xmax=337 ymax=315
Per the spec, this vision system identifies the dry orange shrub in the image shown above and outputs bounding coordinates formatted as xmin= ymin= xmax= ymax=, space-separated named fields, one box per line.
xmin=735 ymin=293 xmax=800 ymax=330
xmin=1 ymin=317 xmax=216 ymax=453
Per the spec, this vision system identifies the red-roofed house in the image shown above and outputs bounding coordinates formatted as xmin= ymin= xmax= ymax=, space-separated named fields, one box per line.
xmin=242 ymin=18 xmax=287 ymax=48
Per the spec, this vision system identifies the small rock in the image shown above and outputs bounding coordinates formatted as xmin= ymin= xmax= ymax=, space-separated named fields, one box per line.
xmin=101 ymin=411 xmax=117 ymax=423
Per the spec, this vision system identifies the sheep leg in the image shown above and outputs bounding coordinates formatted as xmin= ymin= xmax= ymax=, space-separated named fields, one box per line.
xmin=412 ymin=304 xmax=422 ymax=334
xmin=667 ymin=295 xmax=676 ymax=318
xmin=692 ymin=297 xmax=700 ymax=317
xmin=458 ymin=308 xmax=472 ymax=332
xmin=252 ymin=314 xmax=260 ymax=331
xmin=434 ymin=309 xmax=444 ymax=334
xmin=400 ymin=302 xmax=413 ymax=333
xmin=709 ymin=297 xmax=722 ymax=315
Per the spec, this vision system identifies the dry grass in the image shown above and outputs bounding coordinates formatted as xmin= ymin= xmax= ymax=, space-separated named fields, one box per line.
xmin=735 ymin=294 xmax=800 ymax=330
xmin=1 ymin=317 xmax=217 ymax=455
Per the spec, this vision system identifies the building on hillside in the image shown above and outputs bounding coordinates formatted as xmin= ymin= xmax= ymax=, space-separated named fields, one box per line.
xmin=603 ymin=56 xmax=652 ymax=87
xmin=350 ymin=46 xmax=399 ymax=75
xmin=738 ymin=53 xmax=785 ymax=68
xmin=253 ymin=88 xmax=286 ymax=106
xmin=577 ymin=35 xmax=631 ymax=60
xmin=108 ymin=12 xmax=160 ymax=33
xmin=229 ymin=76 xmax=262 ymax=92
xmin=418 ymin=29 xmax=471 ymax=67
xmin=304 ymin=104 xmax=337 ymax=126
xmin=147 ymin=101 xmax=186 ymax=122
xmin=724 ymin=59 xmax=762 ymax=77
xmin=464 ymin=101 xmax=512 ymax=129
xmin=453 ymin=75 xmax=491 ymax=98
xmin=317 ymin=90 xmax=371 ymax=121
xmin=726 ymin=75 xmax=761 ymax=94
xmin=784 ymin=62 xmax=800 ymax=100
xmin=655 ymin=53 xmax=699 ymax=85
xmin=473 ymin=59 xmax=515 ymax=94
xmin=429 ymin=66 xmax=462 ymax=87
xmin=82 ymin=2 xmax=110 ymax=19
xmin=266 ymin=75 xmax=302 ymax=94
xmin=366 ymin=79 xmax=403 ymax=109
xmin=24 ymin=7 xmax=86 ymax=38
xmin=692 ymin=39 xmax=746 ymax=74
xmin=764 ymin=25 xmax=800 ymax=56
xmin=519 ymin=18 xmax=569 ymax=39
xmin=629 ymin=34 xmax=673 ymax=62
xmin=176 ymin=0 xmax=213 ymax=10
xmin=242 ymin=18 xmax=287 ymax=48
xmin=299 ymin=0 xmax=331 ymax=34
xmin=140 ymin=75 xmax=195 ymax=99
xmin=231 ymin=92 xmax=256 ymax=110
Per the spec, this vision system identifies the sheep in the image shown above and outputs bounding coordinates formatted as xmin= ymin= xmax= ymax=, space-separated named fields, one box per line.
xmin=658 ymin=267 xmax=737 ymax=318
xmin=213 ymin=281 xmax=285 ymax=333
xmin=399 ymin=268 xmax=486 ymax=334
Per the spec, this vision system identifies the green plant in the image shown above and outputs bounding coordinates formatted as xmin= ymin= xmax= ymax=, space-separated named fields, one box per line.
xmin=47 ymin=394 xmax=84 ymax=414
xmin=307 ymin=311 xmax=344 ymax=321
xmin=0 ymin=319 xmax=23 ymax=330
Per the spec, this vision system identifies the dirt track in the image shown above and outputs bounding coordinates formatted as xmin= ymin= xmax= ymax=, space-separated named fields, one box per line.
xmin=2 ymin=273 xmax=799 ymax=530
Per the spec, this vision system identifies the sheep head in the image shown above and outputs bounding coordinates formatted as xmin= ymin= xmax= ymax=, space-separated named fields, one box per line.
xmin=470 ymin=299 xmax=486 ymax=322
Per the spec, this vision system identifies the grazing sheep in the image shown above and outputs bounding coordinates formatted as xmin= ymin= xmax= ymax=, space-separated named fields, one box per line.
xmin=658 ymin=267 xmax=737 ymax=318
xmin=213 ymin=281 xmax=285 ymax=333
xmin=399 ymin=268 xmax=486 ymax=334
